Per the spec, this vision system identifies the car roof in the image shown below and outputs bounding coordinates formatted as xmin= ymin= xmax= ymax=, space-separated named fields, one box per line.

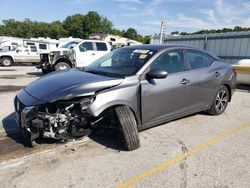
xmin=125 ymin=44 xmax=200 ymax=51
xmin=124 ymin=44 xmax=220 ymax=60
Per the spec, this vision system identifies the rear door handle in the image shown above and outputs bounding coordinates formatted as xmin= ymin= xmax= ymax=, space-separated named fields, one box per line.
xmin=215 ymin=72 xmax=221 ymax=77
xmin=180 ymin=78 xmax=190 ymax=85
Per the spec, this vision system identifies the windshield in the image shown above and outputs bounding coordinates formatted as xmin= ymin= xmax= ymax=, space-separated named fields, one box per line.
xmin=61 ymin=41 xmax=80 ymax=49
xmin=85 ymin=48 xmax=156 ymax=77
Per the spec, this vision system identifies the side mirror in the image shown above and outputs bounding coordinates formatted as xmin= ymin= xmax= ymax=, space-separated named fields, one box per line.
xmin=146 ymin=69 xmax=168 ymax=79
xmin=16 ymin=49 xmax=19 ymax=53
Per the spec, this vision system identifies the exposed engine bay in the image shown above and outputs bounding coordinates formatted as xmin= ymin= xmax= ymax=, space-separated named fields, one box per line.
xmin=15 ymin=96 xmax=105 ymax=144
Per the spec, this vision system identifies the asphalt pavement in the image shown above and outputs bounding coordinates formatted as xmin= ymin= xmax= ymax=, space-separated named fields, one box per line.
xmin=0 ymin=66 xmax=250 ymax=188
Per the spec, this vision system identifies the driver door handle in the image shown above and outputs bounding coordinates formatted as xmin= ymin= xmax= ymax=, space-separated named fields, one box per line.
xmin=180 ymin=78 xmax=190 ymax=85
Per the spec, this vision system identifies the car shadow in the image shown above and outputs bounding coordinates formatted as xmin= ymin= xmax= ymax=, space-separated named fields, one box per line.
xmin=14 ymin=63 xmax=37 ymax=67
xmin=88 ymin=128 xmax=125 ymax=151
xmin=1 ymin=112 xmax=125 ymax=150
xmin=26 ymin=72 xmax=43 ymax=77
xmin=236 ymin=84 xmax=250 ymax=93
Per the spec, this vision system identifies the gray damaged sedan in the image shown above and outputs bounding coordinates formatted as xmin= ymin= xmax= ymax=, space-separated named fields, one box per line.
xmin=14 ymin=45 xmax=236 ymax=150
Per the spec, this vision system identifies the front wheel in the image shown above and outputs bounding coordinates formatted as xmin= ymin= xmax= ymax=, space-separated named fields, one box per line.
xmin=114 ymin=106 xmax=140 ymax=151
xmin=1 ymin=57 xmax=13 ymax=66
xmin=55 ymin=62 xmax=71 ymax=71
xmin=41 ymin=68 xmax=51 ymax=74
xmin=207 ymin=86 xmax=229 ymax=115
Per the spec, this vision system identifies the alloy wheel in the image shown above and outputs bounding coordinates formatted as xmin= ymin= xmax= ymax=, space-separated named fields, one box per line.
xmin=2 ymin=59 xmax=11 ymax=66
xmin=58 ymin=65 xmax=68 ymax=70
xmin=215 ymin=90 xmax=228 ymax=112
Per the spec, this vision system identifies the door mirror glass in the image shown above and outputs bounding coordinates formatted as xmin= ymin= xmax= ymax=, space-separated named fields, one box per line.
xmin=146 ymin=69 xmax=168 ymax=79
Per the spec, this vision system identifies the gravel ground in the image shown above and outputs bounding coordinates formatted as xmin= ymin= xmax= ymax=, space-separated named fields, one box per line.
xmin=0 ymin=66 xmax=250 ymax=188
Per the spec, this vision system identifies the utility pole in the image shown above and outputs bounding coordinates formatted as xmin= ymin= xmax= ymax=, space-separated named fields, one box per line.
xmin=159 ymin=20 xmax=166 ymax=44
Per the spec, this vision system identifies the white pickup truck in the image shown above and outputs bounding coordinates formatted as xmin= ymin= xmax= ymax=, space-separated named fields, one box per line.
xmin=0 ymin=45 xmax=40 ymax=66
xmin=37 ymin=40 xmax=111 ymax=74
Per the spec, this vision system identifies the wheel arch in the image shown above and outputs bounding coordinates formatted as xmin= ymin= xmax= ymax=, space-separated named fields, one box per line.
xmin=88 ymin=101 xmax=141 ymax=128
xmin=222 ymin=83 xmax=232 ymax=102
xmin=0 ymin=55 xmax=14 ymax=62
xmin=54 ymin=56 xmax=73 ymax=68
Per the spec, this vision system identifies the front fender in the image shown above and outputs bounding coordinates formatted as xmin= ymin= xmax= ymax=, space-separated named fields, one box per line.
xmin=86 ymin=82 xmax=142 ymax=127
xmin=87 ymin=99 xmax=135 ymax=117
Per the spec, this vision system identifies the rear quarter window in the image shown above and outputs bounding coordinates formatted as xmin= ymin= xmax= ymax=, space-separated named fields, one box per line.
xmin=205 ymin=54 xmax=214 ymax=66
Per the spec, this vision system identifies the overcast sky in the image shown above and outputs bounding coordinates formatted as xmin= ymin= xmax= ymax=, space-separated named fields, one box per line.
xmin=0 ymin=0 xmax=250 ymax=35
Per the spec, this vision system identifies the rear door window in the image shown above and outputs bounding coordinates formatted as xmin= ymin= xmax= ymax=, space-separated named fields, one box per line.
xmin=79 ymin=42 xmax=93 ymax=52
xmin=186 ymin=50 xmax=210 ymax=70
xmin=96 ymin=42 xmax=108 ymax=51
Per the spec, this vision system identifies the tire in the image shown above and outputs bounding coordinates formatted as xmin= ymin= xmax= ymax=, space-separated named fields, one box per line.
xmin=1 ymin=57 xmax=13 ymax=66
xmin=21 ymin=128 xmax=38 ymax=148
xmin=207 ymin=85 xmax=229 ymax=115
xmin=55 ymin=62 xmax=71 ymax=71
xmin=30 ymin=140 xmax=39 ymax=148
xmin=41 ymin=68 xmax=50 ymax=74
xmin=114 ymin=106 xmax=140 ymax=151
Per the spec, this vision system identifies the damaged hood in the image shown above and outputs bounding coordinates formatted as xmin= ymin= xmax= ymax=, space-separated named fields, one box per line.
xmin=24 ymin=69 xmax=124 ymax=102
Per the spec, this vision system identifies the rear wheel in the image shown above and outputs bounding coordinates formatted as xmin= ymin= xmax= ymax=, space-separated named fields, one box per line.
xmin=1 ymin=57 xmax=13 ymax=66
xmin=55 ymin=62 xmax=71 ymax=71
xmin=114 ymin=106 xmax=140 ymax=151
xmin=208 ymin=85 xmax=229 ymax=115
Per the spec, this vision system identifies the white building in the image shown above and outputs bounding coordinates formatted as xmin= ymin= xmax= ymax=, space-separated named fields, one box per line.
xmin=0 ymin=36 xmax=23 ymax=51
xmin=0 ymin=36 xmax=60 ymax=52
xmin=89 ymin=33 xmax=142 ymax=47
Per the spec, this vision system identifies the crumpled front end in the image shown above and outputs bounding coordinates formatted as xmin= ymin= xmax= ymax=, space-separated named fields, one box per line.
xmin=36 ymin=53 xmax=51 ymax=70
xmin=14 ymin=90 xmax=95 ymax=142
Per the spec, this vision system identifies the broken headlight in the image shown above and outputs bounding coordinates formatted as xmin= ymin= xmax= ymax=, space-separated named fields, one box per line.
xmin=80 ymin=97 xmax=95 ymax=110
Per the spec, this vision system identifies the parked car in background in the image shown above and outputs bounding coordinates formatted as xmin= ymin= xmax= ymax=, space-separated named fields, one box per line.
xmin=14 ymin=45 xmax=236 ymax=150
xmin=0 ymin=45 xmax=40 ymax=66
xmin=232 ymin=59 xmax=250 ymax=85
xmin=37 ymin=40 xmax=111 ymax=74
xmin=37 ymin=40 xmax=82 ymax=74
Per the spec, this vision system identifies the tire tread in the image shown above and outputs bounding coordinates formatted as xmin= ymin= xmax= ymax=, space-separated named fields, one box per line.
xmin=115 ymin=106 xmax=140 ymax=151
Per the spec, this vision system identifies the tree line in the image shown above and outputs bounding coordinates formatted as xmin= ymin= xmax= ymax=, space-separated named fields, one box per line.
xmin=0 ymin=11 xmax=150 ymax=44
xmin=171 ymin=26 xmax=250 ymax=36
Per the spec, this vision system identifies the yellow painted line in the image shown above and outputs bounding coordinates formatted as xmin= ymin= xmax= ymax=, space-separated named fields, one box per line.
xmin=115 ymin=123 xmax=250 ymax=188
